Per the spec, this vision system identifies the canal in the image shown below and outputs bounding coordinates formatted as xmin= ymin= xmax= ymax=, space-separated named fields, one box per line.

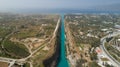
xmin=58 ymin=14 xmax=69 ymax=67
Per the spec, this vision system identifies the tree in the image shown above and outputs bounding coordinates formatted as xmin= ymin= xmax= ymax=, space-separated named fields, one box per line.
xmin=90 ymin=52 xmax=98 ymax=60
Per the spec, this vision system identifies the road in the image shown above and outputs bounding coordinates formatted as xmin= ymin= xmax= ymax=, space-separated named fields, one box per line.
xmin=0 ymin=18 xmax=61 ymax=67
xmin=49 ymin=18 xmax=60 ymax=43
xmin=100 ymin=32 xmax=120 ymax=67
xmin=0 ymin=57 xmax=17 ymax=67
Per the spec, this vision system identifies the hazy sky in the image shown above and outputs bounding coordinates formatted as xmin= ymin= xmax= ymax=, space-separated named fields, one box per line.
xmin=0 ymin=0 xmax=120 ymax=11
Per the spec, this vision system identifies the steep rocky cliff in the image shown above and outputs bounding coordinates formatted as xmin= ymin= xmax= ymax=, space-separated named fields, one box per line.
xmin=43 ymin=19 xmax=61 ymax=67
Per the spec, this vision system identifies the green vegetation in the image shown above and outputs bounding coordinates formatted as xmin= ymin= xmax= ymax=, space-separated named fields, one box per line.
xmin=23 ymin=63 xmax=30 ymax=67
xmin=0 ymin=14 xmax=59 ymax=67
xmin=13 ymin=30 xmax=38 ymax=39
xmin=3 ymin=39 xmax=30 ymax=58
xmin=105 ymin=43 xmax=120 ymax=62
xmin=90 ymin=51 xmax=98 ymax=61
xmin=89 ymin=61 xmax=101 ymax=67
xmin=106 ymin=37 xmax=113 ymax=42
xmin=32 ymin=48 xmax=48 ymax=67
xmin=76 ymin=59 xmax=87 ymax=67
xmin=65 ymin=14 xmax=120 ymax=67
xmin=105 ymin=63 xmax=114 ymax=67
xmin=0 ymin=27 xmax=11 ymax=38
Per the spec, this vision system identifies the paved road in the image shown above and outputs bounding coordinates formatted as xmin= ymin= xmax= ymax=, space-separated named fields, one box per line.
xmin=100 ymin=32 xmax=120 ymax=67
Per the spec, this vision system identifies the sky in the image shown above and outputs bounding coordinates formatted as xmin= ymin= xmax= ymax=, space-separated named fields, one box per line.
xmin=0 ymin=0 xmax=120 ymax=12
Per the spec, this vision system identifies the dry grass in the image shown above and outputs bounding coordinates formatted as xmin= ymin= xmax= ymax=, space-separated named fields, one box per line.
xmin=0 ymin=62 xmax=8 ymax=67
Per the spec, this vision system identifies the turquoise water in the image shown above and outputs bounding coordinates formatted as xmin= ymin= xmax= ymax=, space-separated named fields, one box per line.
xmin=58 ymin=14 xmax=69 ymax=67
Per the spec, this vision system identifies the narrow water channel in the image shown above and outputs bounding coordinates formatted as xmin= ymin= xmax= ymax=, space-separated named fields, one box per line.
xmin=58 ymin=14 xmax=69 ymax=67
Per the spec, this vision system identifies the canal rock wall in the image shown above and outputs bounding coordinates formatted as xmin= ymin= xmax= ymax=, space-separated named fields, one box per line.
xmin=64 ymin=21 xmax=81 ymax=67
xmin=43 ymin=18 xmax=61 ymax=67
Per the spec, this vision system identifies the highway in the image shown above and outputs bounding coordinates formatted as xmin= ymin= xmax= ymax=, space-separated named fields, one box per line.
xmin=100 ymin=32 xmax=120 ymax=67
